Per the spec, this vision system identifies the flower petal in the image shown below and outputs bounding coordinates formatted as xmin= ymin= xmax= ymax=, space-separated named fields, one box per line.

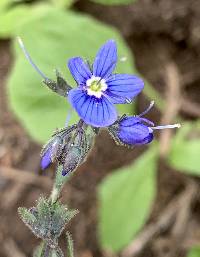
xmin=68 ymin=89 xmax=117 ymax=127
xmin=118 ymin=122 xmax=152 ymax=145
xmin=41 ymin=148 xmax=52 ymax=169
xmin=68 ymin=57 xmax=92 ymax=85
xmin=118 ymin=116 xmax=141 ymax=127
xmin=141 ymin=131 xmax=154 ymax=144
xmin=106 ymin=74 xmax=144 ymax=104
xmin=93 ymin=40 xmax=117 ymax=79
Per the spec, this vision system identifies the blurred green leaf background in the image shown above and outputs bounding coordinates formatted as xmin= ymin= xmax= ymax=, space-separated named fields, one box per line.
xmin=1 ymin=0 xmax=200 ymax=254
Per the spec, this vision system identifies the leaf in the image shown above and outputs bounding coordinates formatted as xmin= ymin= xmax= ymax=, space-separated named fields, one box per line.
xmin=0 ymin=0 xmax=9 ymax=10
xmin=168 ymin=122 xmax=200 ymax=175
xmin=19 ymin=197 xmax=78 ymax=241
xmin=18 ymin=207 xmax=37 ymax=224
xmin=98 ymin=146 xmax=158 ymax=252
xmin=90 ymin=0 xmax=137 ymax=5
xmin=49 ymin=0 xmax=74 ymax=9
xmin=143 ymin=79 xmax=165 ymax=112
xmin=187 ymin=247 xmax=200 ymax=257
xmin=7 ymin=7 xmax=137 ymax=143
xmin=117 ymin=102 xmax=136 ymax=116
xmin=0 ymin=3 xmax=51 ymax=38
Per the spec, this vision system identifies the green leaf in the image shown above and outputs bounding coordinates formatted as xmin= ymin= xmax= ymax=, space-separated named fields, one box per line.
xmin=117 ymin=102 xmax=136 ymax=116
xmin=168 ymin=122 xmax=200 ymax=175
xmin=7 ymin=7 xmax=137 ymax=143
xmin=0 ymin=3 xmax=51 ymax=38
xmin=0 ymin=4 xmax=28 ymax=38
xmin=143 ymin=79 xmax=165 ymax=112
xmin=19 ymin=196 xmax=78 ymax=241
xmin=0 ymin=0 xmax=9 ymax=10
xmin=49 ymin=0 xmax=74 ymax=9
xmin=187 ymin=247 xmax=200 ymax=257
xmin=90 ymin=0 xmax=137 ymax=5
xmin=98 ymin=146 xmax=158 ymax=252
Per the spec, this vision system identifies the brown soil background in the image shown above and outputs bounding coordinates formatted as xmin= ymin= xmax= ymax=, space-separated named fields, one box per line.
xmin=0 ymin=0 xmax=200 ymax=257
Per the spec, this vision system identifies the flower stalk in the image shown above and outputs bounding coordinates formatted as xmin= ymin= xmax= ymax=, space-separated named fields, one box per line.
xmin=50 ymin=166 xmax=70 ymax=204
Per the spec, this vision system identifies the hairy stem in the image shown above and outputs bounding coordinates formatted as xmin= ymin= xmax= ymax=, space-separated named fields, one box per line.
xmin=50 ymin=166 xmax=70 ymax=204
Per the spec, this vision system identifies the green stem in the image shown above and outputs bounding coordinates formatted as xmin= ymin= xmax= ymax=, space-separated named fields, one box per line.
xmin=50 ymin=186 xmax=60 ymax=204
xmin=50 ymin=166 xmax=70 ymax=204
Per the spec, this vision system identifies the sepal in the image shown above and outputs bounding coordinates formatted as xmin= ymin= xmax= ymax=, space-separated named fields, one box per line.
xmin=43 ymin=70 xmax=72 ymax=97
xmin=107 ymin=116 xmax=135 ymax=148
xmin=62 ymin=128 xmax=94 ymax=176
xmin=40 ymin=125 xmax=77 ymax=169
xmin=41 ymin=121 xmax=95 ymax=176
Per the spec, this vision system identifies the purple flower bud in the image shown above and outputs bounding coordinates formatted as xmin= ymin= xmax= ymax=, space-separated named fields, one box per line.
xmin=108 ymin=101 xmax=180 ymax=147
xmin=40 ymin=137 xmax=62 ymax=170
xmin=118 ymin=116 xmax=154 ymax=145
xmin=61 ymin=129 xmax=93 ymax=176
xmin=62 ymin=147 xmax=81 ymax=176
xmin=41 ymin=148 xmax=52 ymax=170
xmin=40 ymin=123 xmax=94 ymax=175
xmin=40 ymin=125 xmax=77 ymax=170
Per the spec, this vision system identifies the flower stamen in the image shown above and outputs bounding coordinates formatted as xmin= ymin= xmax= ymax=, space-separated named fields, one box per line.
xmin=86 ymin=76 xmax=107 ymax=98
xmin=151 ymin=123 xmax=181 ymax=130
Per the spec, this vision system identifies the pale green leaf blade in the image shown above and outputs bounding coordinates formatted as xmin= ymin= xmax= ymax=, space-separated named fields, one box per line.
xmin=168 ymin=122 xmax=200 ymax=175
xmin=187 ymin=247 xmax=200 ymax=257
xmin=98 ymin=146 xmax=158 ymax=252
xmin=117 ymin=102 xmax=136 ymax=116
xmin=0 ymin=4 xmax=51 ymax=38
xmin=7 ymin=8 xmax=137 ymax=143
xmin=49 ymin=0 xmax=74 ymax=9
xmin=0 ymin=0 xmax=9 ymax=10
xmin=91 ymin=0 xmax=137 ymax=5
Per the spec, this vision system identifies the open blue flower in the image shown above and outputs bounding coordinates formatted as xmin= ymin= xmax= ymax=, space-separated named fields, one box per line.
xmin=67 ymin=40 xmax=144 ymax=127
xmin=111 ymin=102 xmax=181 ymax=146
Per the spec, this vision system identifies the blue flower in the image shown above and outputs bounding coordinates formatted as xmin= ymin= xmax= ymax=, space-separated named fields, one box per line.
xmin=109 ymin=101 xmax=181 ymax=146
xmin=17 ymin=38 xmax=144 ymax=128
xmin=67 ymin=40 xmax=144 ymax=127
xmin=118 ymin=116 xmax=154 ymax=145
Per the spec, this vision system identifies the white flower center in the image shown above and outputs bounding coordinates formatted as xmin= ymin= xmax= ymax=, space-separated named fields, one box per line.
xmin=86 ymin=76 xmax=107 ymax=98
